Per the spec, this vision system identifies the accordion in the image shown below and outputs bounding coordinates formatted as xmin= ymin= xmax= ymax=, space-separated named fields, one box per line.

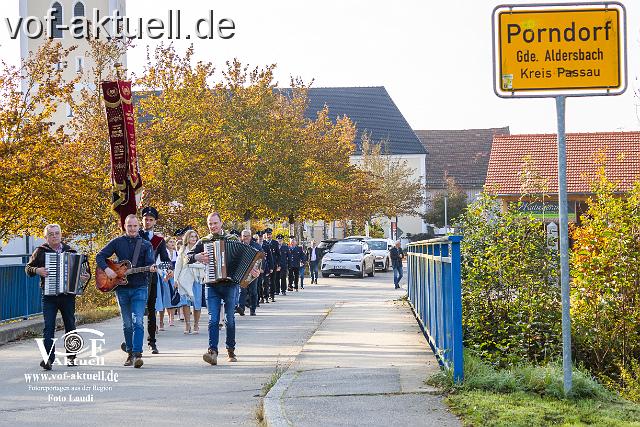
xmin=204 ymin=240 xmax=264 ymax=288
xmin=44 ymin=252 xmax=87 ymax=296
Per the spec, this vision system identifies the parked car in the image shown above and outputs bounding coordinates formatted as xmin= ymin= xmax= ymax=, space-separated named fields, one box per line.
xmin=316 ymin=239 xmax=339 ymax=261
xmin=321 ymin=240 xmax=375 ymax=278
xmin=344 ymin=235 xmax=371 ymax=242
xmin=366 ymin=238 xmax=393 ymax=271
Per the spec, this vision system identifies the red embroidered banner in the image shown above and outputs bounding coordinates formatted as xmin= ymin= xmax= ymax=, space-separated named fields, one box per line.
xmin=102 ymin=80 xmax=143 ymax=229
xmin=117 ymin=81 xmax=142 ymax=192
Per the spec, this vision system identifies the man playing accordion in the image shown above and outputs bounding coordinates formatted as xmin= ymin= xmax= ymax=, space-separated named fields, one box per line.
xmin=25 ymin=224 xmax=90 ymax=370
xmin=188 ymin=212 xmax=259 ymax=365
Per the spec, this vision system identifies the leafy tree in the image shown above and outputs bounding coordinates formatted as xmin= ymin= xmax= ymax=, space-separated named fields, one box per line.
xmin=423 ymin=176 xmax=468 ymax=227
xmin=0 ymin=40 xmax=78 ymax=242
xmin=356 ymin=134 xmax=425 ymax=218
xmin=571 ymin=167 xmax=640 ymax=383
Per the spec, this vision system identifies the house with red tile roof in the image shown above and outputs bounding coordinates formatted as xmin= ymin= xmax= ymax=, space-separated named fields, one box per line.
xmin=485 ymin=131 xmax=640 ymax=222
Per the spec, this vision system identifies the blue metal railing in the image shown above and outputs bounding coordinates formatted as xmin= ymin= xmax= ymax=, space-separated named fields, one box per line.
xmin=407 ymin=236 xmax=463 ymax=382
xmin=0 ymin=255 xmax=43 ymax=322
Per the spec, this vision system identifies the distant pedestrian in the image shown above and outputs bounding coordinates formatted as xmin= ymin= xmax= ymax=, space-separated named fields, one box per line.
xmin=390 ymin=240 xmax=404 ymax=289
xmin=288 ymin=239 xmax=306 ymax=291
xmin=307 ymin=240 xmax=319 ymax=284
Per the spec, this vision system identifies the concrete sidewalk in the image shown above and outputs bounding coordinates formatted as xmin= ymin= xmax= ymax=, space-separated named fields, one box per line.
xmin=263 ymin=294 xmax=460 ymax=426
xmin=0 ymin=270 xmax=459 ymax=426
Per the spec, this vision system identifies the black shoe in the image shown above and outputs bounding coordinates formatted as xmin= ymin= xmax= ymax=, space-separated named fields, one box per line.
xmin=133 ymin=353 xmax=144 ymax=368
xmin=148 ymin=344 xmax=159 ymax=354
xmin=123 ymin=352 xmax=134 ymax=366
xmin=282 ymin=292 xmax=286 ymax=295
xmin=271 ymin=297 xmax=275 ymax=302
xmin=40 ymin=360 xmax=52 ymax=371
xmin=121 ymin=342 xmax=127 ymax=353
xmin=250 ymin=310 xmax=256 ymax=316
xmin=66 ymin=355 xmax=76 ymax=367
xmin=238 ymin=306 xmax=245 ymax=316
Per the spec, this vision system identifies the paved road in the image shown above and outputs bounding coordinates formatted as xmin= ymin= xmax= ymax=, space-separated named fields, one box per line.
xmin=0 ymin=269 xmax=454 ymax=426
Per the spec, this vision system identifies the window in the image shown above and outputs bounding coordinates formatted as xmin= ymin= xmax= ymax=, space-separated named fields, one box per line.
xmin=73 ymin=1 xmax=85 ymax=17
xmin=75 ymin=56 xmax=84 ymax=73
xmin=72 ymin=2 xmax=85 ymax=38
xmin=51 ymin=2 xmax=63 ymax=39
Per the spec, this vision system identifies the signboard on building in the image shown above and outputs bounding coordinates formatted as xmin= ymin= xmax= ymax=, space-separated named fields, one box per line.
xmin=511 ymin=201 xmax=576 ymax=221
xmin=492 ymin=2 xmax=627 ymax=97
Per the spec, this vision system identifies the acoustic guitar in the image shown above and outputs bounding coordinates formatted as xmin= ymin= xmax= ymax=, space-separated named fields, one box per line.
xmin=95 ymin=259 xmax=170 ymax=293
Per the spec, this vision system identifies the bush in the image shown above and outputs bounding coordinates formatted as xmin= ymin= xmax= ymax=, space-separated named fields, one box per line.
xmin=571 ymin=170 xmax=640 ymax=384
xmin=457 ymin=193 xmax=562 ymax=367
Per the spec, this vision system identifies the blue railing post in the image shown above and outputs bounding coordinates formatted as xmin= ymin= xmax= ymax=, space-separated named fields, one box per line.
xmin=449 ymin=236 xmax=463 ymax=382
xmin=406 ymin=236 xmax=464 ymax=382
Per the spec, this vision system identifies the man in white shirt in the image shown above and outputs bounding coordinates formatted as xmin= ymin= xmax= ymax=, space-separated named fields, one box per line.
xmin=307 ymin=240 xmax=319 ymax=284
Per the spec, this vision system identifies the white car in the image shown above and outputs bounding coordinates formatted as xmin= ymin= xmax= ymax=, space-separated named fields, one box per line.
xmin=366 ymin=238 xmax=393 ymax=271
xmin=321 ymin=241 xmax=376 ymax=278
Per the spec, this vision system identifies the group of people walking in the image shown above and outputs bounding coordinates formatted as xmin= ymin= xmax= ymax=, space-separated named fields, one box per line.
xmin=27 ymin=207 xmax=321 ymax=370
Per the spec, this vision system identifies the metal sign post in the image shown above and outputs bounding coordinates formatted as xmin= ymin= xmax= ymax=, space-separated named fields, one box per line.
xmin=555 ymin=95 xmax=572 ymax=393
xmin=492 ymin=2 xmax=628 ymax=396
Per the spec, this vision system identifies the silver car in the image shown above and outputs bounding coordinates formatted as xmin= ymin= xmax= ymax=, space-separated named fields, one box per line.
xmin=366 ymin=238 xmax=393 ymax=271
xmin=321 ymin=241 xmax=376 ymax=278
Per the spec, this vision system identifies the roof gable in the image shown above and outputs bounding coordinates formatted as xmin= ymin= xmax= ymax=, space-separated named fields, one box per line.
xmin=486 ymin=131 xmax=640 ymax=195
xmin=283 ymin=87 xmax=426 ymax=155
xmin=416 ymin=128 xmax=510 ymax=189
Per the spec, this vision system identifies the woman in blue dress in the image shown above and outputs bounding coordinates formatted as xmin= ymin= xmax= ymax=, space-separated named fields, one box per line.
xmin=174 ymin=230 xmax=205 ymax=334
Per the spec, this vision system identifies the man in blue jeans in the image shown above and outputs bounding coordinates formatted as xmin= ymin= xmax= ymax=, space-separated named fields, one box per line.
xmin=188 ymin=212 xmax=246 ymax=365
xmin=96 ymin=214 xmax=155 ymax=368
xmin=26 ymin=224 xmax=90 ymax=370
xmin=389 ymin=240 xmax=404 ymax=289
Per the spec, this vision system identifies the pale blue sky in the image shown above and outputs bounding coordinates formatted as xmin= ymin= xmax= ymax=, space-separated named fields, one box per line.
xmin=1 ymin=0 xmax=639 ymax=134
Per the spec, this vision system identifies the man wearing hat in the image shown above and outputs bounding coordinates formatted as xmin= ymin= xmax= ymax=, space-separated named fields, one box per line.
xmin=263 ymin=228 xmax=279 ymax=303
xmin=276 ymin=234 xmax=290 ymax=296
xmin=140 ymin=206 xmax=173 ymax=355
xmin=261 ymin=228 xmax=275 ymax=304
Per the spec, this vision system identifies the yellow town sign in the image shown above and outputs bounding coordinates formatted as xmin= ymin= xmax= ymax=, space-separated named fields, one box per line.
xmin=493 ymin=3 xmax=626 ymax=97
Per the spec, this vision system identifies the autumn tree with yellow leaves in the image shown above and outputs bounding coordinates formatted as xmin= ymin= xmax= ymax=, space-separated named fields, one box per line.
xmin=0 ymin=41 xmax=79 ymax=242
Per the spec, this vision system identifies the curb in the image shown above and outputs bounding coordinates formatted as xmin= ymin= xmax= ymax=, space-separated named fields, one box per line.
xmin=262 ymin=303 xmax=337 ymax=427
xmin=0 ymin=316 xmax=52 ymax=346
xmin=263 ymin=369 xmax=298 ymax=427
xmin=0 ymin=311 xmax=117 ymax=346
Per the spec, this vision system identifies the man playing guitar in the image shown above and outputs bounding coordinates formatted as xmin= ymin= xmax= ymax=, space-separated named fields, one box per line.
xmin=96 ymin=214 xmax=156 ymax=368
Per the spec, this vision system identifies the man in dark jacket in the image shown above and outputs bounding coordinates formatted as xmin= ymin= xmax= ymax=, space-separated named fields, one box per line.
xmin=96 ymin=214 xmax=155 ymax=368
xmin=276 ymin=234 xmax=290 ymax=295
xmin=389 ymin=240 xmax=404 ymax=289
xmin=288 ymin=239 xmax=306 ymax=291
xmin=26 ymin=223 xmax=90 ymax=370
xmin=139 ymin=206 xmax=172 ymax=355
xmin=241 ymin=229 xmax=263 ymax=316
xmin=263 ymin=228 xmax=279 ymax=302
